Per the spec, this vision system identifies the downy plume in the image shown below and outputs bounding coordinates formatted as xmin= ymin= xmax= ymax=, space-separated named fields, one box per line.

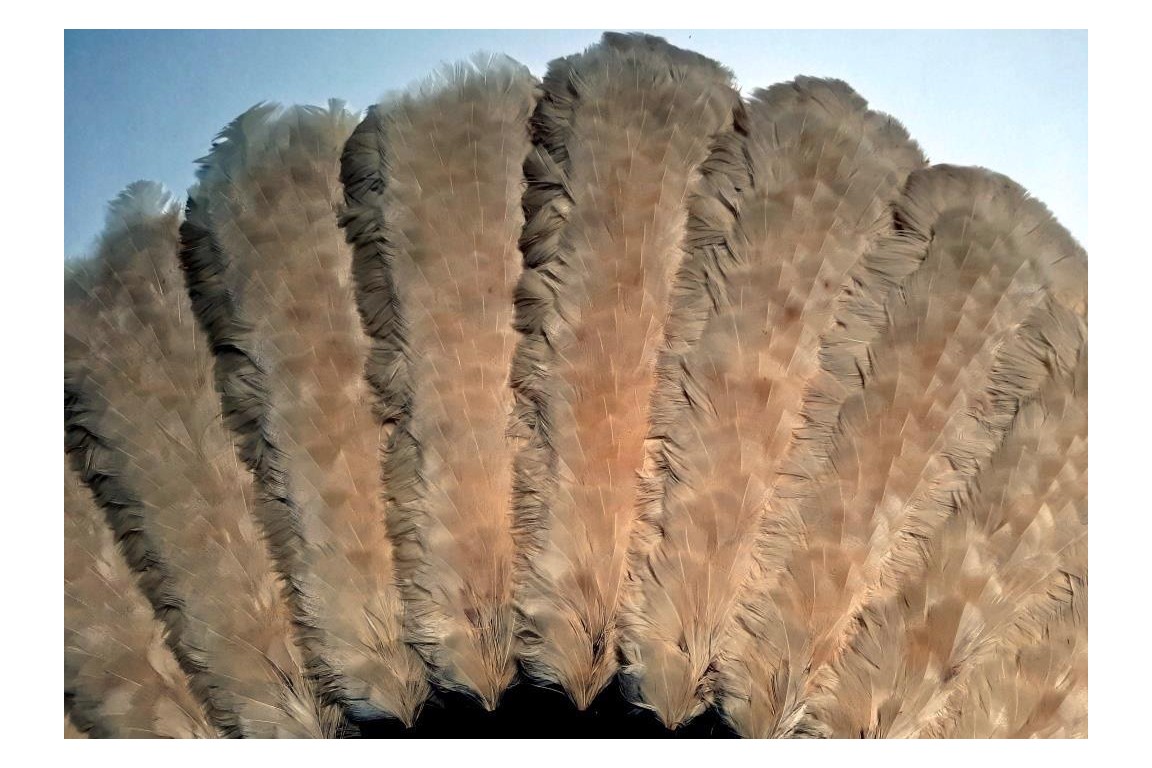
xmin=922 ymin=568 xmax=1087 ymax=737
xmin=64 ymin=458 xmax=215 ymax=739
xmin=619 ymin=78 xmax=925 ymax=728
xmin=716 ymin=165 xmax=1088 ymax=737
xmin=509 ymin=32 xmax=739 ymax=707
xmin=803 ymin=300 xmax=1087 ymax=737
xmin=180 ymin=104 xmax=428 ymax=725
xmin=339 ymin=57 xmax=537 ymax=707
xmin=64 ymin=182 xmax=338 ymax=737
xmin=915 ymin=317 xmax=1086 ymax=739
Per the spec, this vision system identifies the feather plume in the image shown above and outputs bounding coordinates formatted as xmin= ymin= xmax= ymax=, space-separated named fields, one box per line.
xmin=509 ymin=32 xmax=739 ymax=707
xmin=64 ymin=458 xmax=215 ymax=739
xmin=715 ymin=165 xmax=1087 ymax=737
xmin=619 ymin=78 xmax=926 ymax=728
xmin=925 ymin=572 xmax=1087 ymax=738
xmin=802 ymin=301 xmax=1087 ymax=737
xmin=180 ymin=102 xmax=428 ymax=725
xmin=913 ymin=319 xmax=1086 ymax=739
xmin=338 ymin=58 xmax=537 ymax=707
xmin=64 ymin=182 xmax=338 ymax=737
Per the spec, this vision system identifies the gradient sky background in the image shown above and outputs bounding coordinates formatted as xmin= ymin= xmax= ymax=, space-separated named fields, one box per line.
xmin=64 ymin=29 xmax=1088 ymax=258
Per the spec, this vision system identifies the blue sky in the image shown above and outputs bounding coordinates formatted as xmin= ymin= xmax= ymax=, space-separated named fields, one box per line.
xmin=64 ymin=30 xmax=1087 ymax=258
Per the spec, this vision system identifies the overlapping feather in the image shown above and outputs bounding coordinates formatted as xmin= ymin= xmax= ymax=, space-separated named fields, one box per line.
xmin=63 ymin=182 xmax=334 ymax=737
xmin=180 ymin=103 xmax=428 ymax=725
xmin=509 ymin=33 xmax=740 ymax=707
xmin=619 ymin=78 xmax=926 ymax=728
xmin=339 ymin=58 xmax=537 ymax=707
xmin=715 ymin=165 xmax=1088 ymax=737
xmin=804 ymin=302 xmax=1087 ymax=737
xmin=64 ymin=459 xmax=215 ymax=738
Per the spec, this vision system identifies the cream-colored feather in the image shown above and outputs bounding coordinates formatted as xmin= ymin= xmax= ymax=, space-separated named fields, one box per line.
xmin=619 ymin=78 xmax=925 ymax=729
xmin=510 ymin=32 xmax=739 ymax=707
xmin=803 ymin=302 xmax=1086 ymax=737
xmin=926 ymin=577 xmax=1087 ymax=738
xmin=182 ymin=103 xmax=428 ymax=724
xmin=716 ymin=165 xmax=1087 ymax=737
xmin=64 ymin=183 xmax=330 ymax=737
xmin=339 ymin=59 xmax=537 ymax=708
xmin=913 ymin=329 xmax=1087 ymax=739
xmin=64 ymin=459 xmax=215 ymax=739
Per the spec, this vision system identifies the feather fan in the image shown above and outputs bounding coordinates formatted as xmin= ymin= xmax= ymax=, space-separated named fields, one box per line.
xmin=60 ymin=37 xmax=1089 ymax=738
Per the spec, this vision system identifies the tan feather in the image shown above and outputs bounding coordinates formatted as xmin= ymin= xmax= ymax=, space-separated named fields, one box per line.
xmin=181 ymin=103 xmax=429 ymax=724
xmin=803 ymin=302 xmax=1087 ymax=737
xmin=619 ymin=78 xmax=925 ymax=729
xmin=509 ymin=32 xmax=739 ymax=707
xmin=64 ymin=182 xmax=337 ymax=737
xmin=339 ymin=59 xmax=537 ymax=708
xmin=716 ymin=165 xmax=1087 ymax=737
xmin=912 ymin=332 xmax=1087 ymax=739
xmin=64 ymin=458 xmax=215 ymax=739
xmin=929 ymin=579 xmax=1087 ymax=738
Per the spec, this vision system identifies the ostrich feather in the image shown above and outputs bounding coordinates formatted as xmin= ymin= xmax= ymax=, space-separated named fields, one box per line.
xmin=509 ymin=32 xmax=739 ymax=707
xmin=180 ymin=103 xmax=428 ymax=725
xmin=926 ymin=569 xmax=1087 ymax=738
xmin=803 ymin=301 xmax=1087 ymax=737
xmin=618 ymin=78 xmax=926 ymax=729
xmin=715 ymin=165 xmax=1087 ymax=738
xmin=338 ymin=58 xmax=537 ymax=707
xmin=64 ymin=458 xmax=215 ymax=739
xmin=63 ymin=182 xmax=338 ymax=737
xmin=913 ymin=324 xmax=1087 ymax=739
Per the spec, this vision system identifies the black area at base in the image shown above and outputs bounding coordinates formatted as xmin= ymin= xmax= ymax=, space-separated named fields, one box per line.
xmin=356 ymin=675 xmax=738 ymax=738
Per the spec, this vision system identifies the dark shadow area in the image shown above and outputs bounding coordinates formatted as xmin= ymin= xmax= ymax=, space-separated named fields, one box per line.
xmin=356 ymin=674 xmax=738 ymax=738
